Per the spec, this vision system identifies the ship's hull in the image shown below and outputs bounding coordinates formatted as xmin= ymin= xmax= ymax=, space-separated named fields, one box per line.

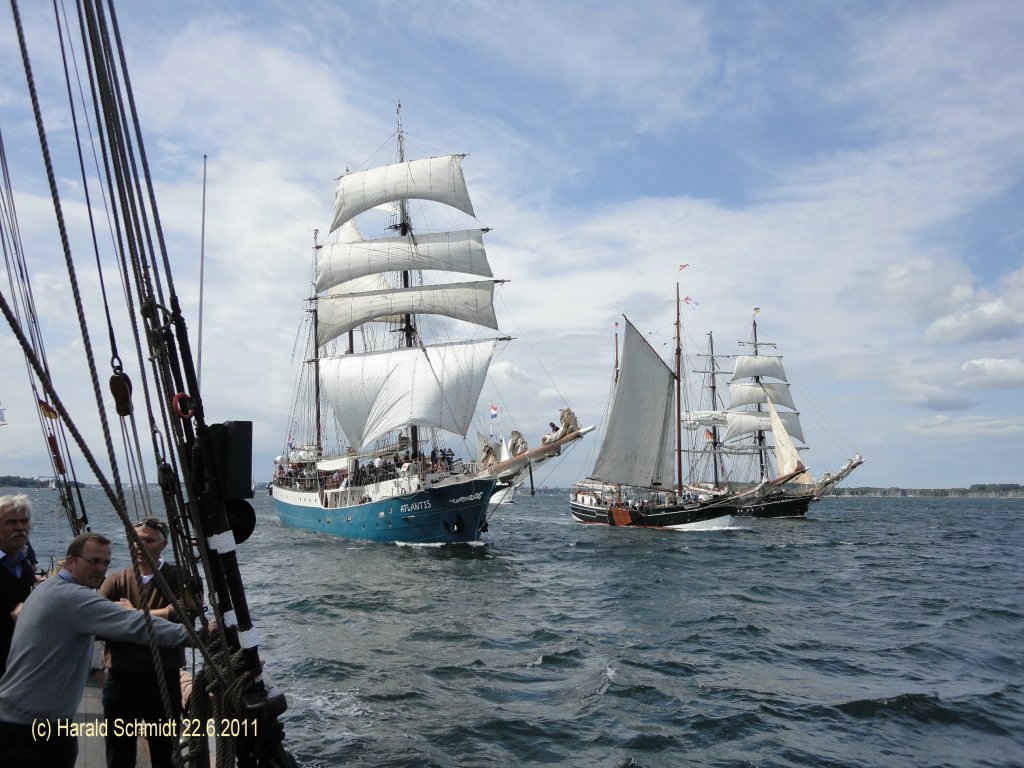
xmin=273 ymin=477 xmax=496 ymax=544
xmin=738 ymin=491 xmax=812 ymax=518
xmin=569 ymin=497 xmax=735 ymax=530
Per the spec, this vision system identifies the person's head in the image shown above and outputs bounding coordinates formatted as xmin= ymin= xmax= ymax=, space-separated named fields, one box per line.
xmin=132 ymin=518 xmax=168 ymax=570
xmin=65 ymin=532 xmax=113 ymax=588
xmin=0 ymin=494 xmax=32 ymax=558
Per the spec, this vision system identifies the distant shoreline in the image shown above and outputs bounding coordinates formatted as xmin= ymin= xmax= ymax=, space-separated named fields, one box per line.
xmin=830 ymin=488 xmax=1023 ymax=499
xmin=3 ymin=478 xmax=1021 ymax=500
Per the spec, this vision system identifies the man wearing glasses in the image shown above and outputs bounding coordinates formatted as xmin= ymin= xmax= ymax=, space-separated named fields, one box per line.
xmin=0 ymin=531 xmax=189 ymax=768
xmin=100 ymin=517 xmax=184 ymax=768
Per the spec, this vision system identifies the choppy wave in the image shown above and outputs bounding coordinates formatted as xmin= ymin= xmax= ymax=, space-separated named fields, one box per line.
xmin=12 ymin=488 xmax=1023 ymax=767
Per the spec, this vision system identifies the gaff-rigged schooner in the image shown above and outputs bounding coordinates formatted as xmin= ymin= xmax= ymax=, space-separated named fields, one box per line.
xmin=569 ymin=288 xmax=739 ymax=530
xmin=272 ymin=108 xmax=591 ymax=544
xmin=2 ymin=2 xmax=295 ymax=765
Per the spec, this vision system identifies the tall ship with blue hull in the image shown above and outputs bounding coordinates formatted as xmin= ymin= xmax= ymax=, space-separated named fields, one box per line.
xmin=273 ymin=476 xmax=495 ymax=544
xmin=272 ymin=108 xmax=584 ymax=544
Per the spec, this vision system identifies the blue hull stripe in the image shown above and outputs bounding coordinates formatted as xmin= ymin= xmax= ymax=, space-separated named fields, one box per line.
xmin=274 ymin=479 xmax=496 ymax=544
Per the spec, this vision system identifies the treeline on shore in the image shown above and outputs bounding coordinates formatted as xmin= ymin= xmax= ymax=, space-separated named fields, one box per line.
xmin=0 ymin=476 xmax=50 ymax=488
xmin=834 ymin=484 xmax=1023 ymax=498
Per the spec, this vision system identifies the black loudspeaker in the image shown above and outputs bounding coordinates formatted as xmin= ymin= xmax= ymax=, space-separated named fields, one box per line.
xmin=208 ymin=421 xmax=254 ymax=500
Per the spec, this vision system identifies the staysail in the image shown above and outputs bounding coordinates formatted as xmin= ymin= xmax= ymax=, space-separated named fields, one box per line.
xmin=591 ymin=318 xmax=676 ymax=489
xmin=765 ymin=396 xmax=813 ymax=483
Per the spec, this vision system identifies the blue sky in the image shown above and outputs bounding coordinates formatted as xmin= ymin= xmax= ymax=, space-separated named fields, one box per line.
xmin=2 ymin=0 xmax=1023 ymax=490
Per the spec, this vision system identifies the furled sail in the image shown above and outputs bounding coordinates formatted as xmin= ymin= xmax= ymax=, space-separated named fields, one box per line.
xmin=591 ymin=318 xmax=675 ymax=489
xmin=728 ymin=381 xmax=797 ymax=410
xmin=330 ymin=155 xmax=475 ymax=233
xmin=317 ymin=229 xmax=492 ymax=292
xmin=320 ymin=339 xmax=498 ymax=449
xmin=682 ymin=410 xmax=727 ymax=430
xmin=316 ymin=281 xmax=499 ymax=345
xmin=732 ymin=355 xmax=787 ymax=382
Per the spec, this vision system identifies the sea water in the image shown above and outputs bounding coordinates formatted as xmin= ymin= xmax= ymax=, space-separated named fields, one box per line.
xmin=11 ymin=487 xmax=1022 ymax=767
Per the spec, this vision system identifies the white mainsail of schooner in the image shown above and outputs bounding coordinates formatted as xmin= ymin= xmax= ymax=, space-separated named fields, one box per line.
xmin=570 ymin=297 xmax=740 ymax=530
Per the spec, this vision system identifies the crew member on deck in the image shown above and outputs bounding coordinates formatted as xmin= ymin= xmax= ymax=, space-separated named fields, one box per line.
xmin=100 ymin=518 xmax=185 ymax=768
xmin=0 ymin=495 xmax=35 ymax=677
xmin=0 ymin=532 xmax=189 ymax=768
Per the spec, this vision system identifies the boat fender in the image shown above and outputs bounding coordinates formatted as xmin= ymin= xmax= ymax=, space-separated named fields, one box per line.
xmin=109 ymin=371 xmax=134 ymax=417
xmin=172 ymin=392 xmax=194 ymax=419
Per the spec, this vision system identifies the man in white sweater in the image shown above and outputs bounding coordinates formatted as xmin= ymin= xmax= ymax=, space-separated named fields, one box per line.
xmin=0 ymin=532 xmax=189 ymax=768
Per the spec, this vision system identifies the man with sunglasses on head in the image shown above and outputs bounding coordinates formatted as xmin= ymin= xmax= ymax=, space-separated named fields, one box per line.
xmin=100 ymin=517 xmax=185 ymax=768
xmin=0 ymin=531 xmax=189 ymax=768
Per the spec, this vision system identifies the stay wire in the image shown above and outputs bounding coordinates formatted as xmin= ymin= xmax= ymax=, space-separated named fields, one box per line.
xmin=11 ymin=0 xmax=125 ymax=500
xmin=8 ymin=0 xmax=237 ymax=715
xmin=75 ymin=0 xmax=209 ymax=627
xmin=0 ymin=290 xmax=231 ymax=690
xmin=86 ymin=6 xmax=285 ymax=748
xmin=70 ymin=0 xmax=164 ymax=514
xmin=54 ymin=0 xmax=121 ymax=367
xmin=0 ymin=127 xmax=87 ymax=536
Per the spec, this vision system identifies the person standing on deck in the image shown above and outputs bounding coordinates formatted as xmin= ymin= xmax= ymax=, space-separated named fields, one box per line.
xmin=100 ymin=517 xmax=185 ymax=768
xmin=0 ymin=495 xmax=35 ymax=677
xmin=0 ymin=532 xmax=188 ymax=768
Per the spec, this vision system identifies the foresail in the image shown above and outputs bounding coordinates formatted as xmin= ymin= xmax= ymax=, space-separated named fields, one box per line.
xmin=316 ymin=281 xmax=499 ymax=346
xmin=591 ymin=319 xmax=675 ymax=489
xmin=329 ymin=155 xmax=475 ymax=233
xmin=732 ymin=355 xmax=787 ymax=382
xmin=320 ymin=339 xmax=497 ymax=450
xmin=316 ymin=229 xmax=492 ymax=292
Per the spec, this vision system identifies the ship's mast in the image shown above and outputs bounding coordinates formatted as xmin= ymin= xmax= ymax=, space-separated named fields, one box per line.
xmin=738 ymin=312 xmax=775 ymax=482
xmin=675 ymin=284 xmax=683 ymax=496
xmin=312 ymin=229 xmax=323 ymax=452
xmin=395 ymin=102 xmax=419 ymax=460
xmin=706 ymin=331 xmax=724 ymax=489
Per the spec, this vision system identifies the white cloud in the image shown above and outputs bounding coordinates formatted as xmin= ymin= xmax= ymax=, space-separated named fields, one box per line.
xmin=3 ymin=1 xmax=1024 ymax=490
xmin=908 ymin=413 xmax=1024 ymax=438
xmin=958 ymin=358 xmax=1024 ymax=388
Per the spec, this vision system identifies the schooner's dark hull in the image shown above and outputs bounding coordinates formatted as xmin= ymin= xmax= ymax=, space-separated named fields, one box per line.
xmin=737 ymin=491 xmax=813 ymax=518
xmin=569 ymin=497 xmax=736 ymax=530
